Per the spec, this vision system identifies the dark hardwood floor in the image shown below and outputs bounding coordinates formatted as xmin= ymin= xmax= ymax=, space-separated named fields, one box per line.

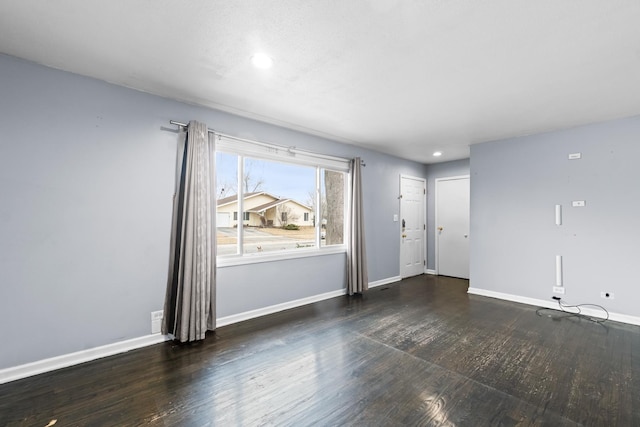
xmin=3 ymin=275 xmax=640 ymax=426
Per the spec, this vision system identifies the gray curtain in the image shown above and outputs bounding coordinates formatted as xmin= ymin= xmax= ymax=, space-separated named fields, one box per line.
xmin=347 ymin=157 xmax=368 ymax=295
xmin=162 ymin=120 xmax=216 ymax=342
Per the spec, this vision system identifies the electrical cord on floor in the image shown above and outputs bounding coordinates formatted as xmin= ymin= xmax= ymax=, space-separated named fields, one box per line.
xmin=536 ymin=298 xmax=609 ymax=323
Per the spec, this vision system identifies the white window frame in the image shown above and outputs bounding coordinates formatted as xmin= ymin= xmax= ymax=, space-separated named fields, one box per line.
xmin=215 ymin=134 xmax=350 ymax=267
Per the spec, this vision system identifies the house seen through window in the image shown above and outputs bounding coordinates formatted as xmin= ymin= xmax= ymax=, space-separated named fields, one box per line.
xmin=215 ymin=149 xmax=347 ymax=258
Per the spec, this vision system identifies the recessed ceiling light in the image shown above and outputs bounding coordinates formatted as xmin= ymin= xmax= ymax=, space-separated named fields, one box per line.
xmin=433 ymin=151 xmax=443 ymax=157
xmin=251 ymin=53 xmax=273 ymax=69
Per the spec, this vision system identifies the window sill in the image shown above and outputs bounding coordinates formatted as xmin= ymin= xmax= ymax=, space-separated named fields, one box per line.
xmin=217 ymin=245 xmax=347 ymax=267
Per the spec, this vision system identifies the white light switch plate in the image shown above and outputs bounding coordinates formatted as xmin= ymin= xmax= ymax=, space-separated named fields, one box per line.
xmin=151 ymin=310 xmax=163 ymax=334
xmin=572 ymin=200 xmax=586 ymax=207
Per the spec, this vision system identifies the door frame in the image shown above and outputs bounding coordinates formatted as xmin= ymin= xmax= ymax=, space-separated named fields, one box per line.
xmin=399 ymin=174 xmax=427 ymax=278
xmin=434 ymin=175 xmax=470 ymax=276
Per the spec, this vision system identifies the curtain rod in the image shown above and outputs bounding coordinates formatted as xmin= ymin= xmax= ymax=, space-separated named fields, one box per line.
xmin=170 ymin=120 xmax=215 ymax=134
xmin=169 ymin=120 xmax=365 ymax=166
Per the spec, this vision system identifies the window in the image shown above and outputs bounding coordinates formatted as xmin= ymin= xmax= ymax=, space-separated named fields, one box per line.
xmin=232 ymin=211 xmax=250 ymax=221
xmin=215 ymin=135 xmax=349 ymax=261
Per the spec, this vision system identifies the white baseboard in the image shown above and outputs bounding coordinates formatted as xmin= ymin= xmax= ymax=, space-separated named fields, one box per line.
xmin=425 ymin=269 xmax=437 ymax=275
xmin=369 ymin=275 xmax=402 ymax=288
xmin=0 ymin=334 xmax=169 ymax=385
xmin=217 ymin=288 xmax=347 ymax=327
xmin=218 ymin=276 xmax=402 ymax=327
xmin=468 ymin=287 xmax=640 ymax=326
xmin=2 ymin=275 xmax=405 ymax=385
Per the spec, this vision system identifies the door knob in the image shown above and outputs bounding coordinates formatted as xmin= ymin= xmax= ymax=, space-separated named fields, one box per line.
xmin=402 ymin=234 xmax=407 ymax=238
xmin=437 ymin=226 xmax=443 ymax=231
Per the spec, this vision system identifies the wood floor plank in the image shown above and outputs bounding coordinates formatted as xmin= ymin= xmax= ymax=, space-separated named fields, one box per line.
xmin=2 ymin=275 xmax=639 ymax=426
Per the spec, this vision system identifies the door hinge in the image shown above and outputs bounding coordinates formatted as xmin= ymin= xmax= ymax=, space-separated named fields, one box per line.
xmin=424 ymin=260 xmax=426 ymax=266
xmin=424 ymin=188 xmax=426 ymax=194
xmin=424 ymin=224 xmax=426 ymax=230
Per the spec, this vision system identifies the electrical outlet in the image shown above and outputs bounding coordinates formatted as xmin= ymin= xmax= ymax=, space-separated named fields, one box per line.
xmin=553 ymin=286 xmax=565 ymax=295
xmin=600 ymin=292 xmax=615 ymax=300
xmin=151 ymin=310 xmax=163 ymax=334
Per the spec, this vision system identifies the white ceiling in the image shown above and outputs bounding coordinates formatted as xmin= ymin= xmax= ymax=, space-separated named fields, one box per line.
xmin=2 ymin=1 xmax=640 ymax=164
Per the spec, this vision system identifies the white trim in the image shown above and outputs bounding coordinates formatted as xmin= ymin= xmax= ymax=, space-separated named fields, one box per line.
xmin=218 ymin=245 xmax=346 ymax=267
xmin=399 ymin=174 xmax=427 ymax=279
xmin=218 ymin=275 xmax=402 ymax=327
xmin=217 ymin=134 xmax=350 ymax=172
xmin=0 ymin=334 xmax=169 ymax=385
xmin=434 ymin=175 xmax=470 ymax=276
xmin=425 ymin=269 xmax=437 ymax=275
xmin=399 ymin=174 xmax=426 ymax=182
xmin=369 ymin=275 xmax=402 ymax=288
xmin=468 ymin=287 xmax=640 ymax=326
xmin=217 ymin=289 xmax=347 ymax=327
xmin=2 ymin=275 xmax=401 ymax=384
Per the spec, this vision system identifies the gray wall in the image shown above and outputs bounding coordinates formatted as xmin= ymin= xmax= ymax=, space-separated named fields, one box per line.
xmin=424 ymin=159 xmax=470 ymax=270
xmin=0 ymin=54 xmax=425 ymax=369
xmin=470 ymin=116 xmax=640 ymax=317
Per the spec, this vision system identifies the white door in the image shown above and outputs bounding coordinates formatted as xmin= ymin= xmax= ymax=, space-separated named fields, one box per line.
xmin=400 ymin=175 xmax=426 ymax=278
xmin=217 ymin=212 xmax=231 ymax=227
xmin=436 ymin=176 xmax=470 ymax=279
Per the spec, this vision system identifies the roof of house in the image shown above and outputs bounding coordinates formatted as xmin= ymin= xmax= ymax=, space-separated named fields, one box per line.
xmin=216 ymin=192 xmax=268 ymax=207
xmin=248 ymin=199 xmax=312 ymax=213
xmin=217 ymin=192 xmax=311 ymax=212
xmin=247 ymin=199 xmax=290 ymax=213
